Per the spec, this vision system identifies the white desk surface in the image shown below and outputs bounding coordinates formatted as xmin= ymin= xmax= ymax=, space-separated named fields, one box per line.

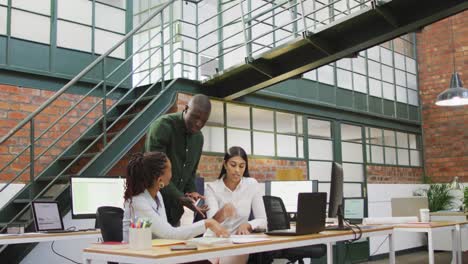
xmin=0 ymin=230 xmax=101 ymax=245
xmin=83 ymin=226 xmax=394 ymax=264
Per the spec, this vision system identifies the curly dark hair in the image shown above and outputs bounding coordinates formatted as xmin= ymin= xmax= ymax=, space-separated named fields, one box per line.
xmin=124 ymin=151 xmax=168 ymax=201
xmin=218 ymin=146 xmax=250 ymax=179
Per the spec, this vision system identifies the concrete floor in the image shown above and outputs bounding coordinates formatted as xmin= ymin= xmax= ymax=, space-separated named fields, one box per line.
xmin=367 ymin=251 xmax=460 ymax=264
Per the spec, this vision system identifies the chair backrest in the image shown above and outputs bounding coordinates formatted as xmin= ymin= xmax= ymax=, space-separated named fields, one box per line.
xmin=263 ymin=195 xmax=290 ymax=231
xmin=96 ymin=206 xmax=124 ymax=242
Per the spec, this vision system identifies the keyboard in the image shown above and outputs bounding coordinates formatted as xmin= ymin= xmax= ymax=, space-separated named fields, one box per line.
xmin=265 ymin=227 xmax=298 ymax=236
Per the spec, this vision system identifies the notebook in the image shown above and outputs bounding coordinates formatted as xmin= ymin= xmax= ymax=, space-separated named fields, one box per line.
xmin=265 ymin=192 xmax=326 ymax=236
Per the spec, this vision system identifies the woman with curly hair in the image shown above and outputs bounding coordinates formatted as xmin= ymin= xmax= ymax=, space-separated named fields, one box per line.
xmin=122 ymin=151 xmax=228 ymax=241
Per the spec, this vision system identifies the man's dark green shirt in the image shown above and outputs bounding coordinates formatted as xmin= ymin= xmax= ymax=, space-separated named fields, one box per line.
xmin=145 ymin=112 xmax=203 ymax=226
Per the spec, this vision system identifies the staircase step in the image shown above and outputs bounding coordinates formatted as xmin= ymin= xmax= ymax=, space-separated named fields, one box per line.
xmin=117 ymin=95 xmax=155 ymax=108
xmin=81 ymin=132 xmax=119 ymax=142
xmin=59 ymin=152 xmax=99 ymax=161
xmin=13 ymin=198 xmax=54 ymax=204
xmin=0 ymin=220 xmax=30 ymax=228
xmin=35 ymin=174 xmax=74 ymax=183
xmin=106 ymin=113 xmax=138 ymax=123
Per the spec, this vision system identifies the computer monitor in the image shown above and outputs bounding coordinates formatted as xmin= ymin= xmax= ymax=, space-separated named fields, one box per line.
xmin=343 ymin=197 xmax=365 ymax=224
xmin=327 ymin=162 xmax=350 ymax=230
xmin=265 ymin=180 xmax=318 ymax=213
xmin=70 ymin=176 xmax=125 ymax=219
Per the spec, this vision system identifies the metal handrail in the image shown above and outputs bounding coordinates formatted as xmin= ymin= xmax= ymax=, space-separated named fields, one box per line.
xmin=0 ymin=0 xmax=174 ymax=145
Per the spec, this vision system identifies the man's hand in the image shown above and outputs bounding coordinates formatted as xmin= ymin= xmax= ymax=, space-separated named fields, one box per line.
xmin=178 ymin=196 xmax=209 ymax=218
xmin=185 ymin=192 xmax=205 ymax=201
xmin=235 ymin=223 xmax=252 ymax=235
xmin=205 ymin=219 xmax=230 ymax=238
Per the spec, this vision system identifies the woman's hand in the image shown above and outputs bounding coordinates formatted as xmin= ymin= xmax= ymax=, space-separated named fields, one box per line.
xmin=212 ymin=203 xmax=236 ymax=223
xmin=235 ymin=223 xmax=252 ymax=235
xmin=205 ymin=219 xmax=230 ymax=238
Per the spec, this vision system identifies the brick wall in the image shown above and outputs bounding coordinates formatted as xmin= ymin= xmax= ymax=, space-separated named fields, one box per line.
xmin=417 ymin=11 xmax=468 ymax=183
xmin=0 ymin=84 xmax=112 ymax=182
xmin=367 ymin=165 xmax=424 ymax=184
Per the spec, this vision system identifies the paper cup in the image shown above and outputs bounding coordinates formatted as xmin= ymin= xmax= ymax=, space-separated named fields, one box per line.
xmin=129 ymin=228 xmax=152 ymax=250
xmin=419 ymin=208 xmax=430 ymax=222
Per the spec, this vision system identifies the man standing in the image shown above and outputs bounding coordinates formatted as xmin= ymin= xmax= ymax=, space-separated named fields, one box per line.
xmin=145 ymin=94 xmax=211 ymax=226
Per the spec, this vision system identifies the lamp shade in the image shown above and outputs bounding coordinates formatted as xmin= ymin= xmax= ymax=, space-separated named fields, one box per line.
xmin=435 ymin=72 xmax=468 ymax=106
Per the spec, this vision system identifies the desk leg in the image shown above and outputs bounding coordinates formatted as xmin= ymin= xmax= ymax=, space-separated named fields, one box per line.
xmin=388 ymin=233 xmax=395 ymax=264
xmin=326 ymin=242 xmax=333 ymax=264
xmin=451 ymin=227 xmax=458 ymax=264
xmin=428 ymin=230 xmax=434 ymax=264
xmin=456 ymin=224 xmax=462 ymax=264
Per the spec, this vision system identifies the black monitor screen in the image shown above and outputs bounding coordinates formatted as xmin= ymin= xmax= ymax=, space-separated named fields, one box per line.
xmin=328 ymin=162 xmax=344 ymax=218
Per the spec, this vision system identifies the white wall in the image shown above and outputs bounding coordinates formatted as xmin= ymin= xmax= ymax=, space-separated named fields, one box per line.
xmin=367 ymin=183 xmax=428 ymax=256
xmin=0 ymin=183 xmax=25 ymax=209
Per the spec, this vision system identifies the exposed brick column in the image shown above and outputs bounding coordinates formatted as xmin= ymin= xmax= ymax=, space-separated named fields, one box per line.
xmin=417 ymin=11 xmax=468 ymax=183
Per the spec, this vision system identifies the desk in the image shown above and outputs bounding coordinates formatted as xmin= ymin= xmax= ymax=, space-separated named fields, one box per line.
xmin=394 ymin=222 xmax=466 ymax=264
xmin=0 ymin=230 xmax=101 ymax=245
xmin=430 ymin=212 xmax=468 ymax=251
xmin=83 ymin=226 xmax=395 ymax=264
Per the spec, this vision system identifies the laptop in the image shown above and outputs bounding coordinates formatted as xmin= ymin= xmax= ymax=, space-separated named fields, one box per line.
xmin=31 ymin=201 xmax=76 ymax=233
xmin=265 ymin=192 xmax=326 ymax=236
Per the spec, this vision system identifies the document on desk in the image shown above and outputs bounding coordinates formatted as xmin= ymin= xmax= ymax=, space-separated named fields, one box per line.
xmin=229 ymin=235 xmax=271 ymax=244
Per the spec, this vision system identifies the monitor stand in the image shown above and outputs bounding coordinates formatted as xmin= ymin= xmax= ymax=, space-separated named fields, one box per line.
xmin=325 ymin=205 xmax=351 ymax=231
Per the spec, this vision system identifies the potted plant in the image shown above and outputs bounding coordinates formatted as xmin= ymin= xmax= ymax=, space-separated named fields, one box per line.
xmin=464 ymin=187 xmax=468 ymax=212
xmin=415 ymin=184 xmax=454 ymax=212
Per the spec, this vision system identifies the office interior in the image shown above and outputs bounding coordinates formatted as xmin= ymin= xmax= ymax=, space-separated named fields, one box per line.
xmin=0 ymin=0 xmax=466 ymax=263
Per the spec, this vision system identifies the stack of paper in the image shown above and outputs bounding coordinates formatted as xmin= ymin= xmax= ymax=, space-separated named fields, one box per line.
xmin=186 ymin=237 xmax=231 ymax=246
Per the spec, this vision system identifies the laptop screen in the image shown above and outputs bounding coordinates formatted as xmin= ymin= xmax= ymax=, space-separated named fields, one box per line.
xmin=32 ymin=201 xmax=64 ymax=231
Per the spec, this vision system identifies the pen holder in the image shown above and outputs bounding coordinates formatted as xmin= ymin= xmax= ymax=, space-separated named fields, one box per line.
xmin=129 ymin=227 xmax=152 ymax=250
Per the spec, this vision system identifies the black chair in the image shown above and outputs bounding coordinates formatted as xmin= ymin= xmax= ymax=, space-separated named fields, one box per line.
xmin=261 ymin=196 xmax=326 ymax=264
xmin=95 ymin=206 xmax=124 ymax=242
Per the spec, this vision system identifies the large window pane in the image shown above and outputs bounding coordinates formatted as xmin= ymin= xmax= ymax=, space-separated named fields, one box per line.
xmin=252 ymin=108 xmax=274 ymax=131
xmin=308 ymin=139 xmax=332 ymax=160
xmin=383 ymin=130 xmax=396 ymax=146
xmin=309 ymin=161 xmax=331 ymax=181
xmin=409 ymin=134 xmax=418 ymax=149
xmin=397 ymin=149 xmax=409 ymax=166
xmin=253 ymin=132 xmax=274 ymax=156
xmin=382 ymin=82 xmax=395 ymax=100
xmin=303 ymin=69 xmax=317 ymax=81
xmin=11 ymin=9 xmax=50 ymax=44
xmin=298 ymin=137 xmax=304 ymax=158
xmin=0 ymin=7 xmax=6 ymax=35
xmin=227 ymin=104 xmax=250 ymax=129
xmin=341 ymin=124 xmax=361 ymax=143
xmin=57 ymin=0 xmax=92 ymax=25
xmin=13 ymin=0 xmax=50 ymax=15
xmin=371 ymin=145 xmax=384 ymax=163
xmin=308 ymin=119 xmax=331 ymax=138
xmin=207 ymin=100 xmax=224 ymax=126
xmin=368 ymin=127 xmax=383 ymax=145
xmin=408 ymin=90 xmax=418 ymax=106
xmin=297 ymin=116 xmax=303 ymax=135
xmin=337 ymin=69 xmax=352 ymax=90
xmin=277 ymin=134 xmax=296 ymax=157
xmin=352 ymin=56 xmax=366 ymax=74
xmin=382 ymin=65 xmax=394 ymax=83
xmin=95 ymin=29 xmax=125 ymax=59
xmin=95 ymin=3 xmax=126 ymax=33
xmin=396 ymin=86 xmax=407 ymax=103
xmin=337 ymin=58 xmax=351 ymax=70
xmin=406 ymin=57 xmax=417 ymax=74
xmin=97 ymin=0 xmax=126 ymax=9
xmin=396 ymin=132 xmax=408 ymax=148
xmin=381 ymin=47 xmax=393 ymax=66
xmin=227 ymin=129 xmax=251 ymax=154
xmin=317 ymin=65 xmax=334 ymax=85
xmin=344 ymin=183 xmax=362 ymax=197
xmin=353 ymin=73 xmax=367 ymax=93
xmin=369 ymin=79 xmax=382 ymax=97
xmin=367 ymin=46 xmax=379 ymax=61
xmin=395 ymin=69 xmax=406 ymax=87
xmin=410 ymin=150 xmax=421 ymax=166
xmin=385 ymin=147 xmax=397 ymax=164
xmin=342 ymin=142 xmax=363 ymax=163
xmin=407 ymin=73 xmax=417 ymax=90
xmin=202 ymin=126 xmax=225 ymax=153
xmin=57 ymin=21 xmax=92 ymax=52
xmin=394 ymin=53 xmax=405 ymax=70
xmin=368 ymin=61 xmax=381 ymax=79
xmin=343 ymin=163 xmax=364 ymax=182
xmin=276 ymin=112 xmax=295 ymax=134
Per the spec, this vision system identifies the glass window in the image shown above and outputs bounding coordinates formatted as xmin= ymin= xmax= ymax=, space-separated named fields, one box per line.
xmin=95 ymin=29 xmax=125 ymax=59
xmin=352 ymin=56 xmax=366 ymax=75
xmin=406 ymin=57 xmax=417 ymax=74
xmin=409 ymin=134 xmax=418 ymax=149
xmin=309 ymin=161 xmax=331 ymax=181
xmin=317 ymin=65 xmax=335 ymax=85
xmin=368 ymin=61 xmax=381 ymax=79
xmin=276 ymin=112 xmax=296 ymax=134
xmin=227 ymin=104 xmax=250 ymax=129
xmin=57 ymin=20 xmax=92 ymax=52
xmin=298 ymin=137 xmax=304 ymax=158
xmin=395 ymin=70 xmax=406 ymax=87
xmin=337 ymin=58 xmax=351 ymax=70
xmin=410 ymin=150 xmax=421 ymax=166
xmin=227 ymin=129 xmax=251 ymax=154
xmin=381 ymin=65 xmax=394 ymax=83
xmin=277 ymin=134 xmax=296 ymax=157
xmin=207 ymin=100 xmax=224 ymax=126
xmin=252 ymin=108 xmax=274 ymax=131
xmin=343 ymin=163 xmax=364 ymax=182
xmin=394 ymin=53 xmax=405 ymax=70
xmin=303 ymin=69 xmax=317 ymax=81
xmin=308 ymin=139 xmax=333 ymax=160
xmin=368 ymin=127 xmax=383 ymax=145
xmin=13 ymin=0 xmax=50 ymax=15
xmin=407 ymin=73 xmax=417 ymax=90
xmin=0 ymin=7 xmax=6 ymax=36
xmin=382 ymin=82 xmax=395 ymax=100
xmin=253 ymin=132 xmax=274 ymax=156
xmin=11 ymin=9 xmax=50 ymax=44
xmin=297 ymin=116 xmax=303 ymax=135
xmin=344 ymin=183 xmax=362 ymax=197
xmin=341 ymin=124 xmax=361 ymax=143
xmin=380 ymin=47 xmax=393 ymax=66
xmin=337 ymin=69 xmax=352 ymax=90
xmin=367 ymin=46 xmax=380 ymax=61
xmin=353 ymin=73 xmax=367 ymax=93
xmin=342 ymin=142 xmax=363 ymax=163
xmin=397 ymin=149 xmax=409 ymax=166
xmin=308 ymin=119 xmax=331 ymax=138
xmin=57 ymin=0 xmax=92 ymax=25
xmin=396 ymin=86 xmax=407 ymax=103
xmin=369 ymin=78 xmax=382 ymax=97
xmin=371 ymin=145 xmax=384 ymax=163
xmin=95 ymin=3 xmax=126 ymax=33
xmin=383 ymin=130 xmax=396 ymax=146
xmin=97 ymin=0 xmax=126 ymax=9
xmin=202 ymin=126 xmax=225 ymax=153
xmin=396 ymin=132 xmax=408 ymax=148
xmin=385 ymin=147 xmax=397 ymax=165
xmin=408 ymin=90 xmax=418 ymax=106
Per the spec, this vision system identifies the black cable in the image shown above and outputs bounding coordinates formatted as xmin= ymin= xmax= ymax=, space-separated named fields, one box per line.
xmin=51 ymin=241 xmax=81 ymax=264
xmin=369 ymin=236 xmax=389 ymax=257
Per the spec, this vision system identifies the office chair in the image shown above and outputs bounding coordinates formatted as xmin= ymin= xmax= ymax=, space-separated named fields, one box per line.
xmin=261 ymin=196 xmax=326 ymax=264
xmin=96 ymin=206 xmax=124 ymax=242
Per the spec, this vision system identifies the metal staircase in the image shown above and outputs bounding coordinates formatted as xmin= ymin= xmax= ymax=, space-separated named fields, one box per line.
xmin=0 ymin=0 xmax=467 ymax=262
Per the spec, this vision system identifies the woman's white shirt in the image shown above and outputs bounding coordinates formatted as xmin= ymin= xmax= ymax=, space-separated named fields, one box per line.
xmin=204 ymin=177 xmax=267 ymax=235
xmin=122 ymin=190 xmax=206 ymax=242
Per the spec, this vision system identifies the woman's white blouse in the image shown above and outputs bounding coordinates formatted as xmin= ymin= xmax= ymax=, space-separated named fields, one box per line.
xmin=122 ymin=190 xmax=206 ymax=242
xmin=204 ymin=177 xmax=267 ymax=235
